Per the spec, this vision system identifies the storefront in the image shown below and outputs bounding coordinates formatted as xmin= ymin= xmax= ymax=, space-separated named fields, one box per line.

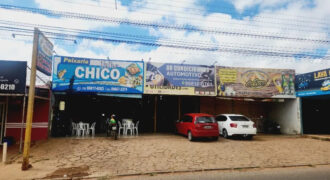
xmin=51 ymin=55 xmax=303 ymax=135
xmin=296 ymin=68 xmax=330 ymax=134
xmin=0 ymin=60 xmax=51 ymax=144
xmin=5 ymin=86 xmax=50 ymax=142
xmin=200 ymin=66 xmax=301 ymax=134
xmin=144 ymin=62 xmax=215 ymax=132
xmin=0 ymin=60 xmax=26 ymax=144
xmin=51 ymin=56 xmax=144 ymax=136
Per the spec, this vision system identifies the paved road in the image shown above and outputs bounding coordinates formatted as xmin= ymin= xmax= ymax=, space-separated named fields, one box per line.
xmin=117 ymin=165 xmax=330 ymax=180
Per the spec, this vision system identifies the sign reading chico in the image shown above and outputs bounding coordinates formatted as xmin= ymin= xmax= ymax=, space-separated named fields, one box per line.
xmin=52 ymin=56 xmax=143 ymax=94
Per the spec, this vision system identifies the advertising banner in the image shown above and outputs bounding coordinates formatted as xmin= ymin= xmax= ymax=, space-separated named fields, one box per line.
xmin=52 ymin=56 xmax=143 ymax=94
xmin=36 ymin=29 xmax=53 ymax=76
xmin=144 ymin=62 xmax=216 ymax=96
xmin=216 ymin=66 xmax=296 ymax=98
xmin=295 ymin=68 xmax=330 ymax=97
xmin=0 ymin=60 xmax=27 ymax=94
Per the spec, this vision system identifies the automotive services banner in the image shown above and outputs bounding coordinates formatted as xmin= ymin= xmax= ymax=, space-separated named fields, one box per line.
xmin=295 ymin=68 xmax=330 ymax=97
xmin=52 ymin=56 xmax=143 ymax=94
xmin=216 ymin=66 xmax=296 ymax=98
xmin=144 ymin=62 xmax=216 ymax=96
xmin=0 ymin=60 xmax=27 ymax=94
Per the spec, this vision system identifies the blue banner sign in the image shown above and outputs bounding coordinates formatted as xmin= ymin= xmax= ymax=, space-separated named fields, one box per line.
xmin=52 ymin=56 xmax=143 ymax=94
xmin=0 ymin=60 xmax=27 ymax=94
xmin=296 ymin=68 xmax=330 ymax=97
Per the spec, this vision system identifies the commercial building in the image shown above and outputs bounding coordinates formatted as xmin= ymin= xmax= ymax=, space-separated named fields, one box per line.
xmin=51 ymin=55 xmax=301 ymax=135
xmin=296 ymin=68 xmax=330 ymax=134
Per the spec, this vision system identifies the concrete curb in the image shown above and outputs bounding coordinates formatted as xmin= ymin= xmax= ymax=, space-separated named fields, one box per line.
xmin=39 ymin=163 xmax=330 ymax=180
xmin=303 ymin=135 xmax=330 ymax=141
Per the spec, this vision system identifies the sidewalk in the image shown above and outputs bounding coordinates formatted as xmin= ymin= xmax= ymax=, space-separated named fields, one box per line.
xmin=0 ymin=134 xmax=330 ymax=179
xmin=303 ymin=134 xmax=330 ymax=141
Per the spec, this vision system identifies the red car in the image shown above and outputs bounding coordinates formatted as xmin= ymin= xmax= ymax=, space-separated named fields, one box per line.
xmin=175 ymin=113 xmax=219 ymax=141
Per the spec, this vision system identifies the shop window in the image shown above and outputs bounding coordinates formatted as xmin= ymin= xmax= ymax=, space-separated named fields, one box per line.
xmin=216 ymin=115 xmax=227 ymax=122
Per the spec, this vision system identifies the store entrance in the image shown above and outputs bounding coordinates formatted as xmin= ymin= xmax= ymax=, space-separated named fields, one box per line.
xmin=156 ymin=95 xmax=179 ymax=133
xmin=154 ymin=95 xmax=200 ymax=133
xmin=53 ymin=94 xmax=144 ymax=136
xmin=302 ymin=96 xmax=330 ymax=134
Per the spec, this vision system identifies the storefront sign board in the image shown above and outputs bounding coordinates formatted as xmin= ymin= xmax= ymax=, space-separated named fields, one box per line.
xmin=295 ymin=68 xmax=330 ymax=97
xmin=144 ymin=62 xmax=216 ymax=96
xmin=0 ymin=60 xmax=27 ymax=94
xmin=216 ymin=66 xmax=296 ymax=98
xmin=52 ymin=56 xmax=143 ymax=94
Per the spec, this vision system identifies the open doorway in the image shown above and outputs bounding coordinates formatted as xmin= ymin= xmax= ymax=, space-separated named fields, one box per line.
xmin=302 ymin=95 xmax=330 ymax=134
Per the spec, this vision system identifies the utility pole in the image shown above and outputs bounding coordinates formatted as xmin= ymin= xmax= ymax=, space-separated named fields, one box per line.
xmin=21 ymin=28 xmax=38 ymax=170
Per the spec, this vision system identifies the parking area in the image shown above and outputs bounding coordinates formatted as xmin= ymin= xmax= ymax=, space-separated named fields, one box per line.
xmin=1 ymin=134 xmax=330 ymax=179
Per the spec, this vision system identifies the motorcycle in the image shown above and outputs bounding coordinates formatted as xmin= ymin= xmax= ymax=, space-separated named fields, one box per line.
xmin=107 ymin=123 xmax=118 ymax=140
xmin=263 ymin=120 xmax=281 ymax=134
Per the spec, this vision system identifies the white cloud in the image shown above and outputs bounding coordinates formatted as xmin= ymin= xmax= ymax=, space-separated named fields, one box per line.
xmin=0 ymin=0 xmax=329 ymax=75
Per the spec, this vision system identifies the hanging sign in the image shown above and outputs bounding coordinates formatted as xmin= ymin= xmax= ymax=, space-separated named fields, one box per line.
xmin=36 ymin=29 xmax=53 ymax=76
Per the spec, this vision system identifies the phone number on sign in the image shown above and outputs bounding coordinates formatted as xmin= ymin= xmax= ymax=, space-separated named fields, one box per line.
xmin=0 ymin=83 xmax=16 ymax=90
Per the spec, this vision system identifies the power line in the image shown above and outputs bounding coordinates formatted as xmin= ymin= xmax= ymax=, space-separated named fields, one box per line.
xmin=0 ymin=4 xmax=329 ymax=44
xmin=40 ymin=0 xmax=330 ymax=33
xmin=27 ymin=65 xmax=50 ymax=86
xmin=0 ymin=21 xmax=327 ymax=57
xmin=2 ymin=19 xmax=325 ymax=54
xmin=1 ymin=25 xmax=329 ymax=60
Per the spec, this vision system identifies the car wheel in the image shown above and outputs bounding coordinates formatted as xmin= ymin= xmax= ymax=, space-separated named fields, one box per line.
xmin=188 ymin=131 xmax=193 ymax=141
xmin=223 ymin=129 xmax=229 ymax=139
xmin=213 ymin=136 xmax=219 ymax=141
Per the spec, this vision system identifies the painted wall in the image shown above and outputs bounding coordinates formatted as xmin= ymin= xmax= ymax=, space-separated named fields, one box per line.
xmin=5 ymin=97 xmax=50 ymax=142
xmin=269 ymin=99 xmax=301 ymax=134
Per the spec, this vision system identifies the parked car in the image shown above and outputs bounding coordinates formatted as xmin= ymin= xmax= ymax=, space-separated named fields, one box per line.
xmin=215 ymin=114 xmax=257 ymax=139
xmin=175 ymin=113 xmax=219 ymax=141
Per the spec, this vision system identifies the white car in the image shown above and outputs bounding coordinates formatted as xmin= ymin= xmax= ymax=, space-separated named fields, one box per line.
xmin=215 ymin=114 xmax=257 ymax=139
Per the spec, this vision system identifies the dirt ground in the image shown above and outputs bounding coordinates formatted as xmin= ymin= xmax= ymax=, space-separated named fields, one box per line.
xmin=0 ymin=134 xmax=330 ymax=180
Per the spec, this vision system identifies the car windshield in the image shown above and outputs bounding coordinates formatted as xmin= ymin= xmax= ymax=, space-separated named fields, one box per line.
xmin=229 ymin=116 xmax=250 ymax=121
xmin=196 ymin=116 xmax=215 ymax=123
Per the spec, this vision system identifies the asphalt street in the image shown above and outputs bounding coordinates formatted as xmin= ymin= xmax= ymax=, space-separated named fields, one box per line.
xmin=116 ymin=165 xmax=330 ymax=180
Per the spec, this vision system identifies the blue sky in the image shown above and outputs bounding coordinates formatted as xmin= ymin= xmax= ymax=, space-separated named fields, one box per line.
xmin=0 ymin=0 xmax=329 ymax=75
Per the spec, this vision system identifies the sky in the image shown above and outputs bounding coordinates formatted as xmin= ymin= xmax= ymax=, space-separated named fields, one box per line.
xmin=0 ymin=0 xmax=329 ymax=84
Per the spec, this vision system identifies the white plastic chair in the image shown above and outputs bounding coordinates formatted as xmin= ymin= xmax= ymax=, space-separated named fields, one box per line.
xmin=71 ymin=122 xmax=78 ymax=136
xmin=77 ymin=122 xmax=86 ymax=136
xmin=88 ymin=122 xmax=96 ymax=136
xmin=117 ymin=121 xmax=124 ymax=136
xmin=84 ymin=123 xmax=90 ymax=136
xmin=133 ymin=121 xmax=139 ymax=136
xmin=124 ymin=121 xmax=134 ymax=136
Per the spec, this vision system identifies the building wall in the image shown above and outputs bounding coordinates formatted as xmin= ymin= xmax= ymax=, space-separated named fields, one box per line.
xmin=269 ymin=99 xmax=301 ymax=134
xmin=201 ymin=97 xmax=301 ymax=134
xmin=5 ymin=97 xmax=50 ymax=142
